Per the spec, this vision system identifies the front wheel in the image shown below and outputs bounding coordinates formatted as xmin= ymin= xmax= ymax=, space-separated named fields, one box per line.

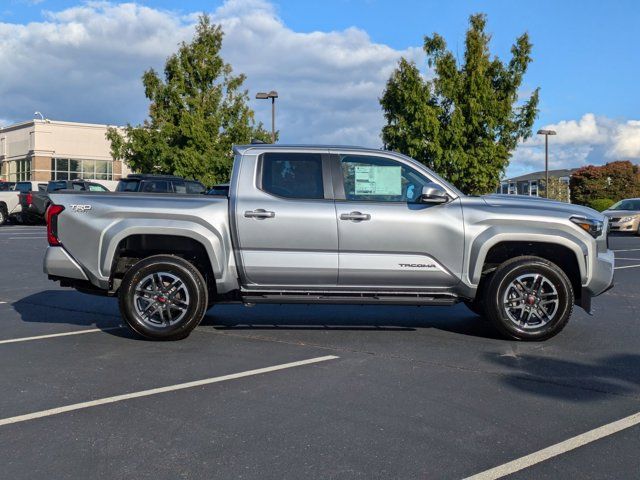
xmin=118 ymin=255 xmax=208 ymax=340
xmin=484 ymin=256 xmax=574 ymax=341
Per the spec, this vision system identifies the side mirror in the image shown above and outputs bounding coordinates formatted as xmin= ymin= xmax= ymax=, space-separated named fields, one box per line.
xmin=420 ymin=182 xmax=449 ymax=203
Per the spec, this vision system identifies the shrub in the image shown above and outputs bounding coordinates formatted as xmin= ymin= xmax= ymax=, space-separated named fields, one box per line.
xmin=589 ymin=198 xmax=615 ymax=212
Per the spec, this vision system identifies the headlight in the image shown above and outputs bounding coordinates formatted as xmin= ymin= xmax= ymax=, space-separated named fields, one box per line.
xmin=571 ymin=216 xmax=604 ymax=238
xmin=620 ymin=216 xmax=635 ymax=223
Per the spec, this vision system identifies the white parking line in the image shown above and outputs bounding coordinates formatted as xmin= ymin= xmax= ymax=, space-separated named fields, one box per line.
xmin=464 ymin=411 xmax=640 ymax=480
xmin=614 ymin=264 xmax=640 ymax=270
xmin=0 ymin=301 xmax=6 ymax=305
xmin=0 ymin=327 xmax=122 ymax=345
xmin=613 ymin=257 xmax=640 ymax=261
xmin=0 ymin=355 xmax=339 ymax=427
xmin=613 ymin=248 xmax=640 ymax=252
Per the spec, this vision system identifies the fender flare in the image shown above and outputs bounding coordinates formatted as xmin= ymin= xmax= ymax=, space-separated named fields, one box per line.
xmin=99 ymin=219 xmax=226 ymax=281
xmin=467 ymin=227 xmax=589 ymax=285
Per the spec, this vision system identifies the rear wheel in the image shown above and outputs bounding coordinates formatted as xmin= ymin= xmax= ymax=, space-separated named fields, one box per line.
xmin=118 ymin=255 xmax=208 ymax=340
xmin=484 ymin=256 xmax=573 ymax=341
xmin=0 ymin=206 xmax=6 ymax=225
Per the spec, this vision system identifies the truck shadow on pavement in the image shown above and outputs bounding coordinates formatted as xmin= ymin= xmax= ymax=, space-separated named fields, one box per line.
xmin=204 ymin=303 xmax=502 ymax=339
xmin=486 ymin=352 xmax=640 ymax=401
xmin=12 ymin=290 xmax=502 ymax=340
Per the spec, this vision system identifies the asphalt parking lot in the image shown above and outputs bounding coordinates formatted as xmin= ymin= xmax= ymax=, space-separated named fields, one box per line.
xmin=1 ymin=224 xmax=639 ymax=479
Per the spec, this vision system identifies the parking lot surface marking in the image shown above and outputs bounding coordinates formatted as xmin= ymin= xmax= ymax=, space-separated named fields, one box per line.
xmin=464 ymin=411 xmax=640 ymax=480
xmin=612 ymin=257 xmax=640 ymax=260
xmin=614 ymin=264 xmax=640 ymax=270
xmin=0 ymin=327 xmax=123 ymax=345
xmin=613 ymin=248 xmax=640 ymax=252
xmin=0 ymin=355 xmax=338 ymax=427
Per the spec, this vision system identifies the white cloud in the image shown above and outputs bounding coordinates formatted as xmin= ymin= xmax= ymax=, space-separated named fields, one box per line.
xmin=0 ymin=0 xmax=423 ymax=147
xmin=508 ymin=114 xmax=640 ymax=177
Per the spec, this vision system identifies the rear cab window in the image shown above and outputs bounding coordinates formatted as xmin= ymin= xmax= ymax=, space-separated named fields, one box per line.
xmin=260 ymin=152 xmax=325 ymax=199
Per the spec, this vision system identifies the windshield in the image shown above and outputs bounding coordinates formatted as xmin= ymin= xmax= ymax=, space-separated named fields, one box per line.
xmin=609 ymin=199 xmax=640 ymax=211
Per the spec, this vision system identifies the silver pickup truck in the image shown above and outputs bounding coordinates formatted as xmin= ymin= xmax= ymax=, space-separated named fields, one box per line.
xmin=43 ymin=145 xmax=614 ymax=341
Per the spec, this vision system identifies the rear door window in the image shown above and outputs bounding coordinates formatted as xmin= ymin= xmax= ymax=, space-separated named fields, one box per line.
xmin=116 ymin=180 xmax=140 ymax=192
xmin=172 ymin=181 xmax=186 ymax=194
xmin=260 ymin=152 xmax=324 ymax=199
xmin=141 ymin=180 xmax=170 ymax=193
xmin=186 ymin=181 xmax=205 ymax=194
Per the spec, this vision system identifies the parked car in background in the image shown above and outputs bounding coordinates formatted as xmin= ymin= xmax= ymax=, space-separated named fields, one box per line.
xmin=116 ymin=174 xmax=206 ymax=194
xmin=602 ymin=198 xmax=640 ymax=235
xmin=44 ymin=144 xmax=614 ymax=342
xmin=0 ymin=181 xmax=46 ymax=224
xmin=19 ymin=180 xmax=109 ymax=224
xmin=206 ymin=183 xmax=230 ymax=196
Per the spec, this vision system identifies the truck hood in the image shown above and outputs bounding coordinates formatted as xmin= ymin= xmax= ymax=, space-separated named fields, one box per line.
xmin=480 ymin=194 xmax=604 ymax=220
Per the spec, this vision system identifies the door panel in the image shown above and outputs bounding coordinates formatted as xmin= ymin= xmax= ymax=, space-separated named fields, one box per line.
xmin=333 ymin=153 xmax=464 ymax=288
xmin=234 ymin=151 xmax=339 ymax=287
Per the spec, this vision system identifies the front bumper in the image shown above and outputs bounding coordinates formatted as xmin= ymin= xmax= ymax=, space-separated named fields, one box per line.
xmin=579 ymin=249 xmax=615 ymax=313
xmin=609 ymin=218 xmax=639 ymax=232
xmin=43 ymin=246 xmax=88 ymax=281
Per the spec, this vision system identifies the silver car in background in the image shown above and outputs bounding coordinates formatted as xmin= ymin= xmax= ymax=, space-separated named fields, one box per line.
xmin=602 ymin=198 xmax=640 ymax=235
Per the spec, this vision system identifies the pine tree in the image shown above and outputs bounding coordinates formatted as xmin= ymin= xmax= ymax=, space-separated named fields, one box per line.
xmin=107 ymin=15 xmax=271 ymax=186
xmin=380 ymin=14 xmax=539 ymax=195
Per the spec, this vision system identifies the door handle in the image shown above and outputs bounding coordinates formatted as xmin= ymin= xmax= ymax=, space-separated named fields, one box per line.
xmin=244 ymin=209 xmax=275 ymax=219
xmin=340 ymin=211 xmax=371 ymax=221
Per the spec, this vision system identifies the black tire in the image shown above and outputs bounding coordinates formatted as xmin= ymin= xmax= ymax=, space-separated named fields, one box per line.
xmin=118 ymin=255 xmax=208 ymax=340
xmin=0 ymin=205 xmax=6 ymax=225
xmin=484 ymin=256 xmax=574 ymax=341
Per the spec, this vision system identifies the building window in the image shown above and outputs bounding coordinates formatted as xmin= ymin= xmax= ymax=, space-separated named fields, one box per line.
xmin=508 ymin=182 xmax=516 ymax=195
xmin=6 ymin=159 xmax=32 ymax=181
xmin=530 ymin=181 xmax=538 ymax=197
xmin=51 ymin=158 xmax=113 ymax=181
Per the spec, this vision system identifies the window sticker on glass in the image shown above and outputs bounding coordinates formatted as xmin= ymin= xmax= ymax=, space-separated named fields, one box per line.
xmin=354 ymin=166 xmax=402 ymax=196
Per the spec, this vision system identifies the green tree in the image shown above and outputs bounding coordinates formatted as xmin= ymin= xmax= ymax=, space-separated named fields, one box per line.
xmin=540 ymin=177 xmax=570 ymax=203
xmin=107 ymin=15 xmax=272 ymax=186
xmin=380 ymin=14 xmax=539 ymax=195
xmin=570 ymin=161 xmax=640 ymax=206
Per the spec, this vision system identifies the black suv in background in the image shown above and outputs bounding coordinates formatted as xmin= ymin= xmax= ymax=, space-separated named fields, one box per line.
xmin=19 ymin=180 xmax=109 ymax=223
xmin=116 ymin=174 xmax=206 ymax=194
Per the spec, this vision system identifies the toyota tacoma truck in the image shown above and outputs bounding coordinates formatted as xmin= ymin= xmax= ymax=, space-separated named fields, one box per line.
xmin=42 ymin=145 xmax=614 ymax=341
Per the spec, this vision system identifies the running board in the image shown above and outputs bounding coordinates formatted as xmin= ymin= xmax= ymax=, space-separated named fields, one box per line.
xmin=241 ymin=292 xmax=459 ymax=306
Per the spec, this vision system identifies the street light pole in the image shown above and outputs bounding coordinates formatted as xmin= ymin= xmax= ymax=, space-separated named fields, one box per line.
xmin=256 ymin=91 xmax=279 ymax=143
xmin=537 ymin=129 xmax=557 ymax=198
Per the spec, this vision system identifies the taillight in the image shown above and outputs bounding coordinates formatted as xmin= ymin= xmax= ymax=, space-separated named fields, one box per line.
xmin=24 ymin=192 xmax=33 ymax=206
xmin=46 ymin=204 xmax=64 ymax=246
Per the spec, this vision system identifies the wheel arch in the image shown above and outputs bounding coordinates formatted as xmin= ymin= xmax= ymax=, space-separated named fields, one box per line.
xmin=472 ymin=238 xmax=584 ymax=303
xmin=108 ymin=233 xmax=218 ymax=299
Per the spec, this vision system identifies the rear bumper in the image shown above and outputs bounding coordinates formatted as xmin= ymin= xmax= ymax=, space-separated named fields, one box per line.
xmin=43 ymin=246 xmax=88 ymax=281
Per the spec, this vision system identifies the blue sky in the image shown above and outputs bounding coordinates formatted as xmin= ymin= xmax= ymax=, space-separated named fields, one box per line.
xmin=2 ymin=0 xmax=640 ymax=176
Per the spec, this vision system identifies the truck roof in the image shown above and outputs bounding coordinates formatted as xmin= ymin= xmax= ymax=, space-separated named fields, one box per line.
xmin=233 ymin=144 xmax=382 ymax=156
